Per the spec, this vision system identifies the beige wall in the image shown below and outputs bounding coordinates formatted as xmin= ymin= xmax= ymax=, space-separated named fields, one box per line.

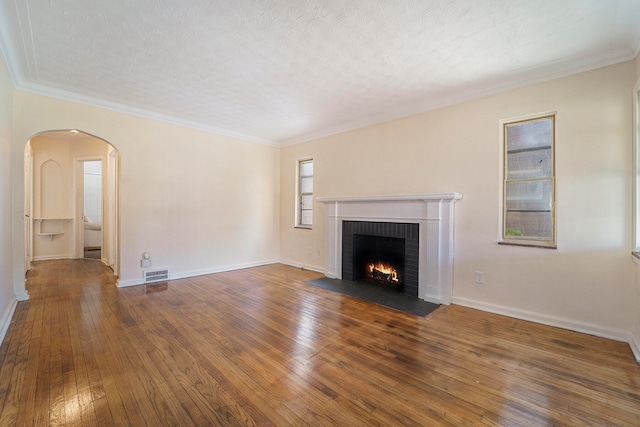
xmin=0 ymin=49 xmax=16 ymax=341
xmin=281 ymin=60 xmax=637 ymax=337
xmin=12 ymin=92 xmax=281 ymax=287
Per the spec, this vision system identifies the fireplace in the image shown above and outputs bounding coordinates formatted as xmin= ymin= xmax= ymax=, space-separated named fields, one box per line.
xmin=317 ymin=193 xmax=462 ymax=304
xmin=342 ymin=221 xmax=419 ymax=296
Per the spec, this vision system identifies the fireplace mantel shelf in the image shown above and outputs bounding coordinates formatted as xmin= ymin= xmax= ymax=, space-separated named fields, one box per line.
xmin=317 ymin=192 xmax=462 ymax=305
xmin=317 ymin=193 xmax=462 ymax=204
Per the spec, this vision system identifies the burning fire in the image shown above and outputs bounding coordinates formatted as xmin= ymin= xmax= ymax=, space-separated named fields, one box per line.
xmin=366 ymin=261 xmax=399 ymax=283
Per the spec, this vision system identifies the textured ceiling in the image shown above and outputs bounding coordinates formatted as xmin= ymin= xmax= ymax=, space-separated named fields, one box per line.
xmin=0 ymin=0 xmax=639 ymax=146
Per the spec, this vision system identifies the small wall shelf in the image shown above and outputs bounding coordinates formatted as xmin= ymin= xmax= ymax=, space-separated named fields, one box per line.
xmin=34 ymin=218 xmax=73 ymax=241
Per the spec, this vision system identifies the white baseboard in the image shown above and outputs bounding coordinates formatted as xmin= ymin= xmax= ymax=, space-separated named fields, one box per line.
xmin=116 ymin=278 xmax=139 ymax=287
xmin=279 ymin=259 xmax=325 ymax=274
xmin=172 ymin=259 xmax=280 ymax=281
xmin=33 ymin=254 xmax=74 ymax=261
xmin=0 ymin=296 xmax=18 ymax=347
xmin=453 ymin=296 xmax=635 ymax=350
xmin=630 ymin=334 xmax=640 ymax=363
xmin=117 ymin=259 xmax=281 ymax=288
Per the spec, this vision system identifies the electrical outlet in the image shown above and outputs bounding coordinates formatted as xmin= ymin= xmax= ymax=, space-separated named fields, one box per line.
xmin=475 ymin=271 xmax=484 ymax=284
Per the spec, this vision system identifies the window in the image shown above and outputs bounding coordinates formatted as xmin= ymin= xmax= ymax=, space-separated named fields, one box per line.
xmin=297 ymin=159 xmax=313 ymax=228
xmin=501 ymin=114 xmax=556 ymax=248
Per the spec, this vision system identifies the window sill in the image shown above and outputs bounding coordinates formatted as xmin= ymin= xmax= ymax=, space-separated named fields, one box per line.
xmin=295 ymin=225 xmax=312 ymax=230
xmin=632 ymin=252 xmax=640 ymax=265
xmin=498 ymin=241 xmax=557 ymax=249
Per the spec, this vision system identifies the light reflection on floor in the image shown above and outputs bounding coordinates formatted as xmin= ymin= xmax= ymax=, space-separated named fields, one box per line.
xmin=144 ymin=282 xmax=169 ymax=294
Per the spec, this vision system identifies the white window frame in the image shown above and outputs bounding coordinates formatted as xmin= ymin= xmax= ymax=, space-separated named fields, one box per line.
xmin=296 ymin=158 xmax=313 ymax=228
xmin=499 ymin=112 xmax=557 ymax=248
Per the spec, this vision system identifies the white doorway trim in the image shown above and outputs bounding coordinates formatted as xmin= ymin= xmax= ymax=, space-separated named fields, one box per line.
xmin=24 ymin=142 xmax=33 ymax=271
xmin=106 ymin=148 xmax=120 ymax=276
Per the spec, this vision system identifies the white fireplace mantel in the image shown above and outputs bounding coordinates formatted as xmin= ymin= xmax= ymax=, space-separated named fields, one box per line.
xmin=317 ymin=193 xmax=462 ymax=305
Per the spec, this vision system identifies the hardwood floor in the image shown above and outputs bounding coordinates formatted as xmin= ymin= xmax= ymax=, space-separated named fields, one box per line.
xmin=0 ymin=260 xmax=639 ymax=426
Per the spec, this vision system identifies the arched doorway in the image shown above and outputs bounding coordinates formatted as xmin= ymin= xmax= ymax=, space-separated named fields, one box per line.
xmin=24 ymin=130 xmax=120 ymax=277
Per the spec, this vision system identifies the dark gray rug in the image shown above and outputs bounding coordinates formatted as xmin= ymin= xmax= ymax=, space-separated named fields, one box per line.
xmin=306 ymin=277 xmax=439 ymax=317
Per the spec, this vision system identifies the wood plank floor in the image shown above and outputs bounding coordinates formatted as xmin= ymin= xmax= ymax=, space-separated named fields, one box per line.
xmin=1 ymin=260 xmax=639 ymax=426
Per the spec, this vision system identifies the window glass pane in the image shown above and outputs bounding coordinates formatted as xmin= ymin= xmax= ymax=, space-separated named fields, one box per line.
xmin=507 ymin=148 xmax=552 ymax=180
xmin=297 ymin=159 xmax=313 ymax=227
xmin=300 ymin=210 xmax=313 ymax=226
xmin=300 ymin=176 xmax=313 ymax=193
xmin=506 ymin=179 xmax=552 ymax=211
xmin=300 ymin=161 xmax=313 ymax=176
xmin=503 ymin=115 xmax=554 ymax=245
xmin=505 ymin=211 xmax=552 ymax=239
xmin=301 ymin=195 xmax=313 ymax=209
xmin=506 ymin=118 xmax=552 ymax=152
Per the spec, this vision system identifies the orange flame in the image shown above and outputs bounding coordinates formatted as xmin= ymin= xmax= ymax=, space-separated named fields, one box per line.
xmin=367 ymin=261 xmax=399 ymax=283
